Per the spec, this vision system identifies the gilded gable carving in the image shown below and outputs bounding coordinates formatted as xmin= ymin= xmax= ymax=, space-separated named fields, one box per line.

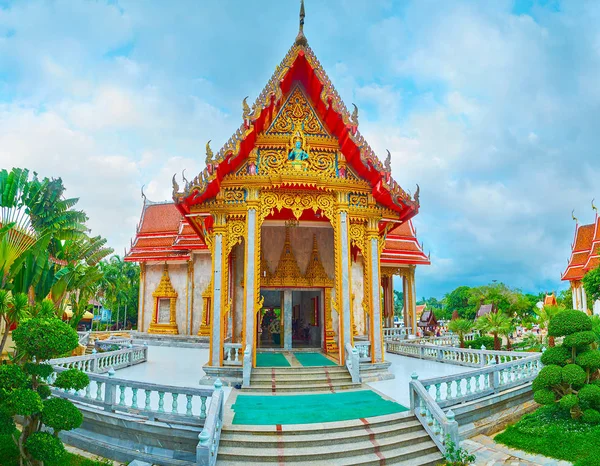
xmin=267 ymin=86 xmax=328 ymax=137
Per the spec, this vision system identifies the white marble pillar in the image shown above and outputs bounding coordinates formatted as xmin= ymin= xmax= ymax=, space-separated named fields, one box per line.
xmin=243 ymin=208 xmax=258 ymax=353
xmin=370 ymin=238 xmax=383 ymax=362
xmin=210 ymin=233 xmax=223 ymax=367
xmin=582 ymin=286 xmax=588 ymax=313
xmin=572 ymin=284 xmax=577 ymax=310
xmin=283 ymin=290 xmax=292 ymax=350
xmin=339 ymin=211 xmax=352 ymax=353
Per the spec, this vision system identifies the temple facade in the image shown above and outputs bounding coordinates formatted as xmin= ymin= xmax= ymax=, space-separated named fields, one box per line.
xmin=125 ymin=4 xmax=429 ymax=370
xmin=562 ymin=209 xmax=600 ymax=315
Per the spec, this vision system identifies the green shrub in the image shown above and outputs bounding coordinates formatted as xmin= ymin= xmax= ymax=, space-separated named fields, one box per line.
xmin=24 ymin=362 xmax=54 ymax=379
xmin=541 ymin=346 xmax=571 ymax=367
xmin=36 ymin=384 xmax=51 ymax=400
xmin=0 ymin=409 xmax=16 ymax=436
xmin=6 ymin=389 xmax=43 ymax=416
xmin=559 ymin=393 xmax=579 ymax=411
xmin=576 ymin=350 xmax=600 ymax=371
xmin=54 ymin=369 xmax=89 ymax=391
xmin=0 ymin=365 xmax=28 ymax=396
xmin=579 ymin=384 xmax=600 ymax=409
xmin=563 ymin=331 xmax=597 ymax=348
xmin=42 ymin=398 xmax=83 ymax=433
xmin=534 ymin=388 xmax=556 ymax=405
xmin=12 ymin=318 xmax=79 ymax=360
xmin=25 ymin=431 xmax=65 ymax=462
xmin=548 ymin=310 xmax=592 ymax=337
xmin=575 ymin=456 xmax=600 ymax=466
xmin=582 ymin=408 xmax=600 ymax=425
xmin=532 ymin=365 xmax=562 ymax=391
xmin=465 ymin=335 xmax=495 ymax=350
xmin=0 ymin=433 xmax=19 ymax=465
xmin=562 ymin=364 xmax=587 ymax=388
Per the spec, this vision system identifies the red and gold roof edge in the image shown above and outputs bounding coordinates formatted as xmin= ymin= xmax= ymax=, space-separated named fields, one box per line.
xmin=561 ymin=213 xmax=600 ymax=281
xmin=172 ymin=40 xmax=419 ymax=223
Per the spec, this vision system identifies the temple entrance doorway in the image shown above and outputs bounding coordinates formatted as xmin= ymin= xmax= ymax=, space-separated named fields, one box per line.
xmin=257 ymin=288 xmax=323 ymax=350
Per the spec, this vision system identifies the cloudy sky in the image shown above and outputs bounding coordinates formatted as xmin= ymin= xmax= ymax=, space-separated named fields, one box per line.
xmin=1 ymin=0 xmax=598 ymax=298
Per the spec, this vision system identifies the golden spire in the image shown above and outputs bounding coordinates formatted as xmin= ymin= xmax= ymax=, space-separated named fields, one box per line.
xmin=593 ymin=198 xmax=598 ymax=213
xmin=205 ymin=140 xmax=213 ymax=165
xmin=295 ymin=0 xmax=308 ymax=47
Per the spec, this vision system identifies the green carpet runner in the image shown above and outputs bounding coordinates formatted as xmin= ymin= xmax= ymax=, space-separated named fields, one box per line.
xmin=294 ymin=352 xmax=337 ymax=367
xmin=255 ymin=353 xmax=291 ymax=367
xmin=232 ymin=390 xmax=408 ymax=425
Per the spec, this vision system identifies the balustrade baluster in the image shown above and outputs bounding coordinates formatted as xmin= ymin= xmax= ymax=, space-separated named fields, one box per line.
xmin=456 ymin=379 xmax=462 ymax=398
xmin=200 ymin=396 xmax=207 ymax=418
xmin=172 ymin=393 xmax=179 ymax=414
xmin=85 ymin=384 xmax=91 ymax=399
xmin=186 ymin=394 xmax=193 ymax=416
xmin=145 ymin=390 xmax=151 ymax=411
xmin=435 ymin=383 xmax=441 ymax=402
xmin=158 ymin=392 xmax=165 ymax=413
xmin=446 ymin=381 xmax=452 ymax=400
xmin=119 ymin=385 xmax=126 ymax=406
xmin=131 ymin=388 xmax=138 ymax=409
xmin=466 ymin=377 xmax=472 ymax=394
xmin=96 ymin=382 xmax=103 ymax=401
xmin=419 ymin=397 xmax=426 ymax=416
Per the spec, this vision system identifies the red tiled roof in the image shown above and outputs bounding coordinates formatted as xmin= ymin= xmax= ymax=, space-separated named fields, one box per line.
xmin=562 ymin=217 xmax=600 ymax=281
xmin=381 ymin=220 xmax=430 ymax=266
xmin=125 ymin=201 xmax=207 ymax=262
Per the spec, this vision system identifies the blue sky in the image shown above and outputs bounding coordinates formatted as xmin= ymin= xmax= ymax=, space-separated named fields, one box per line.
xmin=1 ymin=0 xmax=599 ymax=298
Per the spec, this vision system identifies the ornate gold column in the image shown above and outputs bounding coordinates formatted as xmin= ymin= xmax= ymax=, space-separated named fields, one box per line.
xmin=406 ymin=265 xmax=417 ymax=335
xmin=334 ymin=192 xmax=353 ymax=363
xmin=209 ymin=213 xmax=228 ymax=366
xmin=364 ymin=217 xmax=384 ymax=363
xmin=198 ymin=280 xmax=212 ymax=336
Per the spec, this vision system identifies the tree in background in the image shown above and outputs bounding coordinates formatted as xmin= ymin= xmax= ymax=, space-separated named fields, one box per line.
xmin=99 ymin=256 xmax=139 ymax=329
xmin=583 ymin=265 xmax=600 ymax=304
xmin=393 ymin=290 xmax=404 ymax=319
xmin=0 ymin=291 xmax=29 ymax=356
xmin=474 ymin=311 xmax=512 ymax=350
xmin=557 ymin=288 xmax=573 ymax=308
xmin=444 ymin=286 xmax=475 ymax=319
xmin=448 ymin=318 xmax=474 ymax=348
xmin=535 ymin=304 xmax=564 ymax=347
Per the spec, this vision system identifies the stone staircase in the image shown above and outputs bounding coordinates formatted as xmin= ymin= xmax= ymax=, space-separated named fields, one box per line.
xmin=244 ymin=366 xmax=360 ymax=393
xmin=217 ymin=412 xmax=443 ymax=465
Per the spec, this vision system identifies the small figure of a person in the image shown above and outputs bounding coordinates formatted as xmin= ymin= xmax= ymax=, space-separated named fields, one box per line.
xmin=288 ymin=140 xmax=309 ymax=161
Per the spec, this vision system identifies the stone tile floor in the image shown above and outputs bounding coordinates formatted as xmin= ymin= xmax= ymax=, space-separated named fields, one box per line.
xmin=465 ymin=435 xmax=572 ymax=466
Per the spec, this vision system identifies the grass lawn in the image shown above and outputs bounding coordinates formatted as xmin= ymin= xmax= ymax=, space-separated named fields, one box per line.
xmin=495 ymin=406 xmax=600 ymax=466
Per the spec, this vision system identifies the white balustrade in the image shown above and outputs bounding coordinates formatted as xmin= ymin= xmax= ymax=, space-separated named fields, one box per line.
xmin=383 ymin=327 xmax=410 ymax=341
xmin=48 ymin=345 xmax=148 ymax=374
xmin=355 ymin=341 xmax=371 ymax=362
xmin=223 ymin=343 xmax=243 ymax=366
xmin=242 ymin=344 xmax=252 ymax=388
xmin=345 ymin=343 xmax=360 ymax=383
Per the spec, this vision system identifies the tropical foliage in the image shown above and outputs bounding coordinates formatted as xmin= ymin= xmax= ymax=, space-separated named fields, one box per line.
xmin=98 ymin=256 xmax=139 ymax=329
xmin=474 ymin=311 xmax=512 ymax=350
xmin=583 ymin=265 xmax=600 ymax=304
xmin=447 ymin=319 xmax=473 ymax=348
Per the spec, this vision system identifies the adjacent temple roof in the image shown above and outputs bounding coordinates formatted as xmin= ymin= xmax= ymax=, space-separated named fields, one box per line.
xmin=125 ymin=197 xmax=428 ymax=265
xmin=172 ymin=1 xmax=419 ymax=224
xmin=124 ymin=199 xmax=207 ymax=262
xmin=561 ymin=212 xmax=600 ymax=282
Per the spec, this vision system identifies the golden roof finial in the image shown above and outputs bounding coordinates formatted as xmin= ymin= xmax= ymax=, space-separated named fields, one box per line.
xmin=295 ymin=0 xmax=308 ymax=47
xmin=205 ymin=140 xmax=213 ymax=165
xmin=592 ymin=198 xmax=598 ymax=213
xmin=572 ymin=209 xmax=578 ymax=224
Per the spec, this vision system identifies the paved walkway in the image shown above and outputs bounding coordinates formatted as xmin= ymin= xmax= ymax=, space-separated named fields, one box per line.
xmin=464 ymin=435 xmax=571 ymax=466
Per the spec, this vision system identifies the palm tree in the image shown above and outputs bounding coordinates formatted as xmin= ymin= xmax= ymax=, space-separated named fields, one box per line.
xmin=448 ymin=319 xmax=474 ymax=348
xmin=0 ymin=290 xmax=29 ymax=356
xmin=474 ymin=311 xmax=511 ymax=351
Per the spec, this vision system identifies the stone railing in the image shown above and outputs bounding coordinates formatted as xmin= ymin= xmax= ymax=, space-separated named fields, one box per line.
xmin=383 ymin=327 xmax=410 ymax=341
xmin=409 ymin=349 xmax=541 ymax=455
xmin=77 ymin=331 xmax=91 ymax=347
xmin=386 ymin=341 xmax=534 ymax=368
xmin=355 ymin=341 xmax=371 ymax=362
xmin=197 ymin=380 xmax=224 ymax=466
xmin=223 ymin=343 xmax=243 ymax=366
xmin=95 ymin=336 xmax=134 ymax=351
xmin=345 ymin=343 xmax=360 ymax=384
xmin=48 ymin=345 xmax=148 ymax=374
xmin=242 ymin=344 xmax=252 ymax=388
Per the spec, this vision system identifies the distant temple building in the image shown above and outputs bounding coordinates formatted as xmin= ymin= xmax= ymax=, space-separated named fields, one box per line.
xmin=125 ymin=3 xmax=429 ymax=373
xmin=562 ymin=208 xmax=600 ymax=315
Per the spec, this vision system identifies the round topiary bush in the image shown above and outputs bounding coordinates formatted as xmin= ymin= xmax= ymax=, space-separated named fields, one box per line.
xmin=532 ymin=365 xmax=563 ymax=391
xmin=562 ymin=364 xmax=587 ymax=388
xmin=41 ymin=398 xmax=83 ymax=433
xmin=6 ymin=389 xmax=43 ymax=416
xmin=23 ymin=362 xmax=54 ymax=379
xmin=12 ymin=318 xmax=78 ymax=360
xmin=559 ymin=393 xmax=579 ymax=411
xmin=563 ymin=331 xmax=597 ymax=348
xmin=0 ymin=365 xmax=28 ymax=397
xmin=541 ymin=346 xmax=571 ymax=367
xmin=548 ymin=310 xmax=592 ymax=337
xmin=53 ymin=368 xmax=89 ymax=391
xmin=534 ymin=388 xmax=556 ymax=405
xmin=24 ymin=431 xmax=65 ymax=462
xmin=36 ymin=384 xmax=51 ymax=400
xmin=577 ymin=350 xmax=600 ymax=371
xmin=582 ymin=408 xmax=600 ymax=425
xmin=579 ymin=384 xmax=600 ymax=409
xmin=0 ymin=410 xmax=16 ymax=436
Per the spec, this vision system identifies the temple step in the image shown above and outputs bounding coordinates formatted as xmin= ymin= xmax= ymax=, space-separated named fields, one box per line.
xmin=245 ymin=366 xmax=358 ymax=392
xmin=218 ymin=413 xmax=442 ymax=465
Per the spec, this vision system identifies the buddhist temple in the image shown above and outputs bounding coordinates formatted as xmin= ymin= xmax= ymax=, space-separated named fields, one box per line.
xmin=125 ymin=1 xmax=429 ymax=376
xmin=561 ymin=206 xmax=600 ymax=315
